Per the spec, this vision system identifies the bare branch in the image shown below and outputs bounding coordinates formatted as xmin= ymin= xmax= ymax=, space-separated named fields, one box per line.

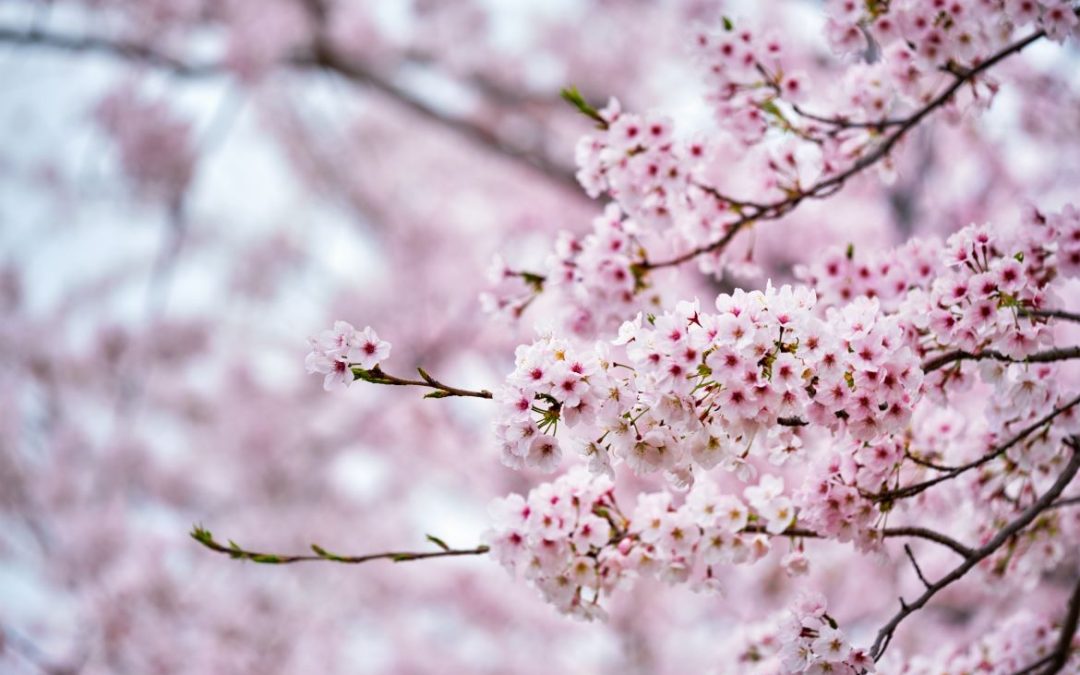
xmin=921 ymin=345 xmax=1080 ymax=373
xmin=870 ymin=441 xmax=1080 ymax=661
xmin=351 ymin=365 xmax=494 ymax=400
xmin=875 ymin=394 xmax=1080 ymax=503
xmin=0 ymin=26 xmax=583 ymax=194
xmin=744 ymin=524 xmax=974 ymax=558
xmin=903 ymin=544 xmax=932 ymax=589
xmin=191 ymin=525 xmax=489 ymax=565
xmin=0 ymin=26 xmax=217 ymax=76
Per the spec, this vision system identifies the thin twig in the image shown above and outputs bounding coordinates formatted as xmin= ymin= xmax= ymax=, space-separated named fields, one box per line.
xmin=875 ymin=394 xmax=1080 ymax=503
xmin=191 ymin=525 xmax=489 ymax=565
xmin=352 ymin=366 xmax=493 ymax=399
xmin=903 ymin=544 xmax=932 ymax=589
xmin=744 ymin=524 xmax=973 ymax=558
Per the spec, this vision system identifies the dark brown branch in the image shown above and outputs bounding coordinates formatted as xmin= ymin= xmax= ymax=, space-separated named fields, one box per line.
xmin=882 ymin=526 xmax=974 ymax=558
xmin=789 ymin=102 xmax=907 ymax=131
xmin=643 ymin=29 xmax=1048 ymax=271
xmin=904 ymin=544 xmax=932 ymax=589
xmin=1049 ymin=495 xmax=1080 ymax=511
xmin=744 ymin=524 xmax=973 ymax=558
xmin=1022 ymin=308 xmax=1080 ymax=325
xmin=904 ymin=450 xmax=960 ymax=472
xmin=870 ymin=442 xmax=1080 ymax=661
xmin=191 ymin=525 xmax=489 ymax=565
xmin=921 ymin=346 xmax=1080 ymax=373
xmin=874 ymin=394 xmax=1080 ymax=503
xmin=352 ymin=366 xmax=494 ymax=399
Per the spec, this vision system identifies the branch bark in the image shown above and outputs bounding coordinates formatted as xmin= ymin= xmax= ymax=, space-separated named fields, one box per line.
xmin=870 ymin=441 xmax=1080 ymax=661
xmin=0 ymin=26 xmax=584 ymax=194
xmin=191 ymin=526 xmax=489 ymax=565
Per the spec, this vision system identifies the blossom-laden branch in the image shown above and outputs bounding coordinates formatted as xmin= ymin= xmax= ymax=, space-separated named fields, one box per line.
xmin=640 ymin=28 xmax=1050 ymax=271
xmin=190 ymin=526 xmax=488 ymax=565
xmin=873 ymin=394 xmax=1080 ymax=504
xmin=870 ymin=439 xmax=1080 ymax=662
xmin=305 ymin=322 xmax=491 ymax=397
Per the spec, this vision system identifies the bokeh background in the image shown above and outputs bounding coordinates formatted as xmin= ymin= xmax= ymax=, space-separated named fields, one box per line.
xmin=1 ymin=0 xmax=1079 ymax=672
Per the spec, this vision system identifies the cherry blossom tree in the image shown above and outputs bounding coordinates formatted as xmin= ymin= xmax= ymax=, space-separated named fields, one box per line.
xmin=2 ymin=0 xmax=1080 ymax=673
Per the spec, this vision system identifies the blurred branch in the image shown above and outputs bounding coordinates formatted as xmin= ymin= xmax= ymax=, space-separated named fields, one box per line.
xmin=191 ymin=525 xmax=489 ymax=565
xmin=1022 ymin=308 xmax=1080 ymax=324
xmin=0 ymin=25 xmax=584 ymax=195
xmin=299 ymin=42 xmax=582 ymax=192
xmin=0 ymin=26 xmax=217 ymax=76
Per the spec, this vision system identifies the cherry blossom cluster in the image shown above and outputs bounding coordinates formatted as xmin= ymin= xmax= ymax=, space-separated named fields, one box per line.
xmin=721 ymin=592 xmax=874 ymax=674
xmin=828 ymin=0 xmax=1079 ymax=62
xmin=571 ymin=90 xmax=753 ymax=278
xmin=799 ymin=204 xmax=1080 ymax=375
xmin=794 ymin=238 xmax=943 ymax=312
xmin=485 ymin=470 xmax=814 ymax=618
xmin=574 ymin=99 xmax=684 ymax=227
xmin=495 ymin=281 xmax=923 ymax=482
xmin=481 ymin=205 xmax=650 ymax=335
xmin=304 ymin=321 xmax=391 ymax=391
xmin=691 ymin=20 xmax=811 ymax=145
xmin=821 ymin=0 xmax=1079 ymax=130
xmin=796 ymin=436 xmax=904 ymax=552
xmin=492 ymin=333 xmax=607 ymax=472
xmin=625 ymin=475 xmax=786 ymax=588
xmin=483 ymin=467 xmax=620 ymax=620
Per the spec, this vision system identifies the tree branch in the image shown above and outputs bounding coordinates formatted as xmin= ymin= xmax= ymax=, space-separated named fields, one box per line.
xmin=351 ymin=365 xmax=493 ymax=399
xmin=643 ymin=28 xmax=1048 ymax=271
xmin=744 ymin=524 xmax=974 ymax=558
xmin=903 ymin=544 xmax=932 ymax=589
xmin=0 ymin=26 xmax=219 ymax=76
xmin=870 ymin=441 xmax=1080 ymax=661
xmin=191 ymin=525 xmax=489 ymax=565
xmin=1022 ymin=308 xmax=1080 ymax=325
xmin=874 ymin=394 xmax=1080 ymax=503
xmin=0 ymin=26 xmax=583 ymax=194
xmin=921 ymin=346 xmax=1080 ymax=373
